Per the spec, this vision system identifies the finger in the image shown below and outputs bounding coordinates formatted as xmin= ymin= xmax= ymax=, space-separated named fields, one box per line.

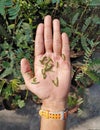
xmin=21 ymin=58 xmax=33 ymax=84
xmin=62 ymin=33 xmax=70 ymax=61
xmin=53 ymin=19 xmax=62 ymax=55
xmin=35 ymin=23 xmax=44 ymax=56
xmin=44 ymin=15 xmax=53 ymax=52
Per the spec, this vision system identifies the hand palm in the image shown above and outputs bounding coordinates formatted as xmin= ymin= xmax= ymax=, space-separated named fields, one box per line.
xmin=21 ymin=16 xmax=71 ymax=104
xmin=33 ymin=53 xmax=70 ymax=100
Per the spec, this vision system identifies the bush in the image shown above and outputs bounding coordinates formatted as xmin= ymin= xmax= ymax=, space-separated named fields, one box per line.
xmin=0 ymin=0 xmax=100 ymax=111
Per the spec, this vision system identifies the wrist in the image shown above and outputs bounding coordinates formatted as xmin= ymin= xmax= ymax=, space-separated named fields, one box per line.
xmin=41 ymin=99 xmax=67 ymax=111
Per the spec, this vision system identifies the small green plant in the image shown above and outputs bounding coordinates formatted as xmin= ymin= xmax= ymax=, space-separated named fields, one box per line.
xmin=0 ymin=79 xmax=25 ymax=109
xmin=68 ymin=93 xmax=84 ymax=109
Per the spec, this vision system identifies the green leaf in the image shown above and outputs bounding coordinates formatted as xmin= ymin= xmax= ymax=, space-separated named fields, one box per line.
xmin=60 ymin=18 xmax=67 ymax=26
xmin=2 ymin=61 xmax=10 ymax=68
xmin=82 ymin=17 xmax=92 ymax=32
xmin=71 ymin=36 xmax=79 ymax=49
xmin=61 ymin=26 xmax=72 ymax=36
xmin=77 ymin=98 xmax=84 ymax=105
xmin=0 ymin=68 xmax=13 ymax=79
xmin=86 ymin=70 xmax=100 ymax=84
xmin=0 ymin=25 xmax=9 ymax=38
xmin=72 ymin=12 xmax=79 ymax=25
xmin=17 ymin=100 xmax=25 ymax=108
xmin=0 ymin=41 xmax=11 ymax=49
xmin=8 ymin=24 xmax=15 ymax=30
xmin=78 ymin=108 xmax=83 ymax=116
xmin=5 ymin=0 xmax=13 ymax=7
xmin=2 ymin=85 xmax=12 ymax=99
xmin=75 ymin=73 xmax=84 ymax=81
xmin=0 ymin=0 xmax=5 ymax=16
xmin=89 ymin=0 xmax=100 ymax=6
xmin=87 ymin=39 xmax=100 ymax=48
xmin=36 ymin=0 xmax=43 ymax=4
xmin=9 ymin=79 xmax=20 ymax=92
xmin=0 ymin=79 xmax=6 ymax=94
xmin=90 ymin=59 xmax=100 ymax=66
xmin=8 ymin=2 xmax=20 ymax=20
xmin=52 ymin=0 xmax=60 ymax=4
xmin=81 ymin=36 xmax=87 ymax=50
xmin=67 ymin=94 xmax=77 ymax=108
xmin=92 ymin=16 xmax=100 ymax=24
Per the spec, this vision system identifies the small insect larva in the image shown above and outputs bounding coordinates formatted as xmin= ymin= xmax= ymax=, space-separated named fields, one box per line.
xmin=45 ymin=57 xmax=53 ymax=65
xmin=52 ymin=77 xmax=59 ymax=87
xmin=62 ymin=54 xmax=66 ymax=61
xmin=45 ymin=64 xmax=53 ymax=72
xmin=56 ymin=62 xmax=59 ymax=68
xmin=43 ymin=74 xmax=47 ymax=79
xmin=41 ymin=69 xmax=47 ymax=79
xmin=40 ymin=56 xmax=48 ymax=65
xmin=31 ymin=77 xmax=40 ymax=84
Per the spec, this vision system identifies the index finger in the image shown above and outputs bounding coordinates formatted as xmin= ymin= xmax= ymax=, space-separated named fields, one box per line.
xmin=35 ymin=23 xmax=44 ymax=56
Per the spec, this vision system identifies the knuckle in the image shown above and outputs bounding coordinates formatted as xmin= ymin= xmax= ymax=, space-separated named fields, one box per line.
xmin=45 ymin=38 xmax=52 ymax=43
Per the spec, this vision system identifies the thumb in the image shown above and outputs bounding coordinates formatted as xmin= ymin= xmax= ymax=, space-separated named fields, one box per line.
xmin=21 ymin=58 xmax=33 ymax=84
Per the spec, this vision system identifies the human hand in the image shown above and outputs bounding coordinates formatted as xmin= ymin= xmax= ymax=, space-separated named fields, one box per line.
xmin=21 ymin=15 xmax=71 ymax=111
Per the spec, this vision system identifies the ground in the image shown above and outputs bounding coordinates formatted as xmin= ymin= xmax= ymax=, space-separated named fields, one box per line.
xmin=0 ymin=84 xmax=100 ymax=130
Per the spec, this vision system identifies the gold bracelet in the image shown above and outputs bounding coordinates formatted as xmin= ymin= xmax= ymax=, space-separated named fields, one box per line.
xmin=39 ymin=108 xmax=68 ymax=120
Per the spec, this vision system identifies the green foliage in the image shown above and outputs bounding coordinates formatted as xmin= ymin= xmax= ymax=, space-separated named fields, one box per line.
xmin=68 ymin=93 xmax=78 ymax=108
xmin=0 ymin=79 xmax=6 ymax=94
xmin=71 ymin=12 xmax=80 ymax=25
xmin=0 ymin=0 xmax=5 ymax=16
xmin=12 ymin=95 xmax=25 ymax=108
xmin=0 ymin=0 xmax=100 ymax=110
xmin=0 ymin=79 xmax=25 ymax=108
xmin=8 ymin=2 xmax=20 ymax=20
xmin=60 ymin=1 xmax=100 ymax=89
xmin=1 ymin=79 xmax=20 ymax=99
xmin=0 ymin=0 xmax=20 ymax=19
xmin=89 ymin=0 xmax=100 ymax=6
xmin=75 ymin=40 xmax=100 ymax=86
xmin=67 ymin=93 xmax=84 ymax=108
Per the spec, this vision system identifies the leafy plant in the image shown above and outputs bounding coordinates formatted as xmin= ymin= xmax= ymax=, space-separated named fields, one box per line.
xmin=0 ymin=78 xmax=25 ymax=109
xmin=60 ymin=0 xmax=100 ymax=109
xmin=68 ymin=93 xmax=84 ymax=109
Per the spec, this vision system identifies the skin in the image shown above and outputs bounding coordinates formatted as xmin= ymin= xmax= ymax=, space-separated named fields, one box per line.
xmin=21 ymin=15 xmax=71 ymax=130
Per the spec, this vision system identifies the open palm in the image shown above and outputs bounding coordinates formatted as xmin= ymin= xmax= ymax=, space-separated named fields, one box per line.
xmin=21 ymin=16 xmax=71 ymax=107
